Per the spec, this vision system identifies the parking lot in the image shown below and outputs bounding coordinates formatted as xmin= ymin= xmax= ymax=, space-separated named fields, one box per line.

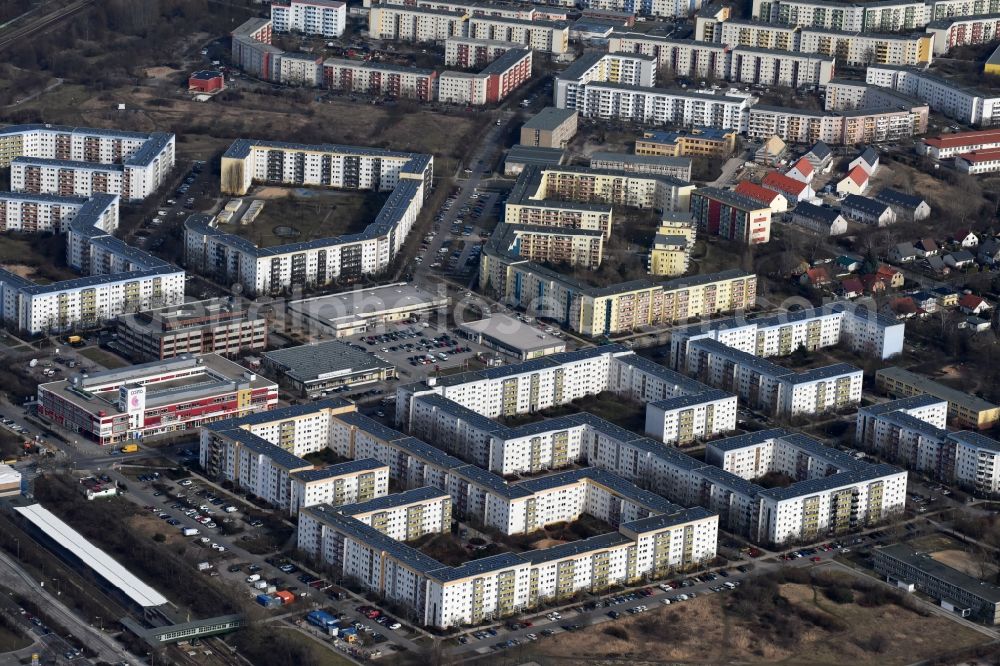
xmin=118 ymin=466 xmax=424 ymax=654
xmin=418 ymin=186 xmax=502 ymax=279
xmin=132 ymin=160 xmax=212 ymax=252
xmin=338 ymin=322 xmax=500 ymax=386
xmin=454 ymin=565 xmax=759 ymax=655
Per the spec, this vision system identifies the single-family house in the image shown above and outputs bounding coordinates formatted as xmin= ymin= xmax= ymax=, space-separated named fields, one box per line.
xmin=882 ymin=296 xmax=920 ymax=319
xmin=790 ymin=203 xmax=847 ymax=235
xmin=950 ymin=229 xmax=978 ymax=248
xmin=959 ymin=294 xmax=991 ymax=315
xmin=836 ymin=165 xmax=870 ymax=196
xmin=924 ymin=255 xmax=949 ymax=275
xmin=733 ymin=181 xmax=788 ymax=214
xmin=978 ymin=237 xmax=1000 ymax=266
xmin=849 ymin=147 xmax=879 ymax=175
xmin=861 ymin=274 xmax=888 ymax=295
xmin=786 ymin=157 xmax=815 ymax=183
xmin=930 ymin=285 xmax=959 ymax=308
xmin=833 ymin=254 xmax=862 ymax=274
xmin=755 ymin=135 xmax=787 ymax=166
xmin=910 ymin=291 xmax=939 ymax=313
xmin=803 ymin=141 xmax=833 ymax=174
xmin=840 ymin=194 xmax=895 ymax=226
xmin=840 ymin=277 xmax=864 ymax=298
xmin=762 ymin=171 xmax=814 ymax=203
xmin=800 ymin=265 xmax=832 ymax=287
xmin=959 ymin=316 xmax=992 ymax=333
xmin=889 ymin=242 xmax=918 ymax=264
xmin=875 ymin=264 xmax=904 ymax=288
xmin=944 ymin=249 xmax=976 ymax=269
xmin=875 ymin=188 xmax=931 ymax=222
xmin=914 ymin=238 xmax=939 ymax=257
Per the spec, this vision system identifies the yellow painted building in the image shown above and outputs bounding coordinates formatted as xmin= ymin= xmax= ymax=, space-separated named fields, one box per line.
xmin=649 ymin=213 xmax=697 ymax=277
xmin=875 ymin=366 xmax=1000 ymax=430
xmin=986 ymin=43 xmax=1000 ymax=75
xmin=635 ymin=128 xmax=737 ymax=158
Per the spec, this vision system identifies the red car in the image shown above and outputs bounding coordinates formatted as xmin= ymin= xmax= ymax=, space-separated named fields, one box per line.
xmin=810 ymin=556 xmax=822 ymax=562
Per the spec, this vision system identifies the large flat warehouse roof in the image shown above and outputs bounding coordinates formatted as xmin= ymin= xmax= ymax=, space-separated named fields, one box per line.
xmin=287 ymin=283 xmax=449 ymax=331
xmin=263 ymin=339 xmax=394 ymax=383
xmin=458 ymin=314 xmax=567 ymax=354
xmin=15 ymin=504 xmax=169 ymax=607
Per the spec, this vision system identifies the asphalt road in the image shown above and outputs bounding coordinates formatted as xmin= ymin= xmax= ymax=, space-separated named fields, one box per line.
xmin=412 ymin=111 xmax=514 ymax=291
xmin=106 ymin=469 xmax=427 ymax=656
xmin=0 ymin=550 xmax=134 ymax=664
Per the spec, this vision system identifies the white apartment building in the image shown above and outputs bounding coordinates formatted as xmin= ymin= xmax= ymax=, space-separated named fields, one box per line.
xmin=323 ymin=59 xmax=437 ymax=101
xmin=607 ymin=33 xmax=729 ymax=78
xmin=278 ymin=53 xmax=323 ymax=86
xmin=0 ymin=126 xmax=181 ymax=334
xmin=338 ymin=486 xmax=451 ymax=541
xmin=0 ymin=128 xmax=173 ymax=202
xmin=718 ymin=19 xmax=800 ymax=50
xmin=379 ymin=0 xmax=568 ymax=21
xmin=398 ymin=345 xmax=630 ymax=423
xmin=855 ymin=394 xmax=951 ymax=471
xmin=857 ymin=395 xmax=1000 ymax=495
xmin=645 ymin=389 xmax=738 ymax=445
xmin=670 ymin=303 xmax=905 ymax=374
xmin=925 ymin=13 xmax=1000 ymax=54
xmin=368 ymin=5 xmax=467 ymax=42
xmin=729 ymin=46 xmax=834 ymax=88
xmin=586 ymin=424 xmax=907 ymax=544
xmin=952 ymin=431 xmax=1000 ymax=495
xmin=715 ymin=20 xmax=933 ymax=66
xmin=572 ymin=83 xmax=753 ymax=131
xmin=444 ymin=36 xmax=520 ymax=67
xmin=11 ymin=158 xmax=124 ymax=198
xmin=0 ymin=191 xmax=118 ymax=234
xmin=467 ymin=16 xmax=570 ymax=54
xmin=288 ymin=459 xmax=390 ymax=516
xmin=272 ymin=0 xmax=346 ymax=37
xmin=753 ymin=0 xmax=865 ymax=30
xmin=0 ymin=267 xmax=185 ymax=335
xmin=798 ymin=28 xmax=933 ymax=66
xmin=299 ymin=502 xmax=717 ymax=627
xmin=554 ymin=52 xmax=657 ymax=109
xmin=185 ymin=140 xmax=431 ymax=296
xmin=756 ymin=464 xmax=907 ymax=543
xmin=866 ymin=64 xmax=1000 ymax=126
xmin=684 ymin=338 xmax=863 ymax=418
xmin=407 ymin=366 xmax=732 ymax=472
xmin=398 ymin=347 xmax=902 ymax=546
xmin=754 ymin=0 xmax=1000 ymax=32
xmin=437 ymin=48 xmax=533 ymax=105
xmin=747 ymin=105 xmax=921 ymax=144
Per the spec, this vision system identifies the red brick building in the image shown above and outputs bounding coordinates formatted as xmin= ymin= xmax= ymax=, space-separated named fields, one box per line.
xmin=189 ymin=70 xmax=225 ymax=93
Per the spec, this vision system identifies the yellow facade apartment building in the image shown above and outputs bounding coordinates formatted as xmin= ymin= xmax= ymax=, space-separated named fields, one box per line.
xmin=875 ymin=366 xmax=1000 ymax=430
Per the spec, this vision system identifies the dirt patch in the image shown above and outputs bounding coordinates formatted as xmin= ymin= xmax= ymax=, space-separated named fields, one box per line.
xmin=221 ymin=188 xmax=389 ymax=248
xmin=531 ymin=538 xmax=568 ymax=549
xmin=0 ymin=264 xmax=37 ymax=279
xmin=525 ymin=571 xmax=990 ymax=665
xmin=253 ymin=187 xmax=296 ymax=200
xmin=930 ymin=549 xmax=998 ymax=579
xmin=144 ymin=66 xmax=179 ymax=79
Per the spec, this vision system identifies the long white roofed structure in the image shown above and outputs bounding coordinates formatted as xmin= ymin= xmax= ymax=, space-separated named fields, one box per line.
xmin=15 ymin=504 xmax=169 ymax=607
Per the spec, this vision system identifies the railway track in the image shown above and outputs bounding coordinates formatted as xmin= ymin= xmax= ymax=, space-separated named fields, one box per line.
xmin=0 ymin=0 xmax=94 ymax=51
